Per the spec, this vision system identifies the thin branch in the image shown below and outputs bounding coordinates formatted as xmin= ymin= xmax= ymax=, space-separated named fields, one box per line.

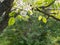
xmin=36 ymin=8 xmax=60 ymax=21
xmin=45 ymin=0 xmax=56 ymax=8
xmin=47 ymin=8 xmax=60 ymax=10
xmin=39 ymin=0 xmax=56 ymax=8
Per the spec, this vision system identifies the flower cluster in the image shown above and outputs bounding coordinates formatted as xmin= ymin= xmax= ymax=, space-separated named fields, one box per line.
xmin=13 ymin=0 xmax=33 ymax=16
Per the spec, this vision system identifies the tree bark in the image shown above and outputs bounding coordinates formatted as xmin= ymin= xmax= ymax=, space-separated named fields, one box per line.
xmin=0 ymin=0 xmax=14 ymax=32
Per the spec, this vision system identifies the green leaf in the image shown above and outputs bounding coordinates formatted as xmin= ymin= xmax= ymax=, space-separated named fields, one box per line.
xmin=33 ymin=0 xmax=44 ymax=7
xmin=38 ymin=16 xmax=42 ymax=21
xmin=22 ymin=15 xmax=30 ymax=21
xmin=8 ymin=17 xmax=15 ymax=26
xmin=28 ymin=10 xmax=33 ymax=15
xmin=42 ymin=17 xmax=47 ymax=23
xmin=9 ymin=11 xmax=16 ymax=17
xmin=44 ymin=0 xmax=53 ymax=6
xmin=17 ymin=15 xmax=22 ymax=19
xmin=16 ymin=15 xmax=23 ymax=21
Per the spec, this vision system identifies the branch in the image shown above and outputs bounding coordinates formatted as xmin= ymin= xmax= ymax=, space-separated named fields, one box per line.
xmin=47 ymin=8 xmax=60 ymax=10
xmin=36 ymin=8 xmax=60 ymax=21
xmin=39 ymin=0 xmax=56 ymax=8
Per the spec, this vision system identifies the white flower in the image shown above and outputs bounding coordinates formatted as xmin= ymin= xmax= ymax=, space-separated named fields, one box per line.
xmin=15 ymin=0 xmax=32 ymax=10
xmin=13 ymin=0 xmax=33 ymax=16
xmin=16 ymin=0 xmax=23 ymax=6
xmin=16 ymin=0 xmax=25 ymax=9
xmin=20 ymin=11 xmax=27 ymax=16
xmin=23 ymin=4 xmax=32 ymax=11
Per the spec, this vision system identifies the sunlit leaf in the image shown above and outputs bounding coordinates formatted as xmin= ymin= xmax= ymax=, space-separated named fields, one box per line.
xmin=16 ymin=15 xmax=23 ymax=21
xmin=28 ymin=10 xmax=33 ymax=15
xmin=9 ymin=11 xmax=16 ymax=17
xmin=35 ymin=0 xmax=44 ymax=7
xmin=22 ymin=15 xmax=29 ymax=21
xmin=38 ymin=16 xmax=42 ymax=21
xmin=8 ymin=17 xmax=15 ymax=26
xmin=42 ymin=17 xmax=47 ymax=23
xmin=17 ymin=15 xmax=22 ymax=19
xmin=44 ymin=0 xmax=54 ymax=6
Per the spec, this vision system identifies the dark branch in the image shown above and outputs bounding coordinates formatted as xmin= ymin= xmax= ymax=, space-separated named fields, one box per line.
xmin=45 ymin=0 xmax=55 ymax=8
xmin=36 ymin=8 xmax=60 ymax=21
xmin=39 ymin=0 xmax=56 ymax=8
xmin=47 ymin=8 xmax=60 ymax=10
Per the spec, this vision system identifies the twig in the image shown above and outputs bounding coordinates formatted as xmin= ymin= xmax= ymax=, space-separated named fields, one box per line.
xmin=36 ymin=8 xmax=60 ymax=21
xmin=47 ymin=8 xmax=60 ymax=10
xmin=39 ymin=0 xmax=56 ymax=8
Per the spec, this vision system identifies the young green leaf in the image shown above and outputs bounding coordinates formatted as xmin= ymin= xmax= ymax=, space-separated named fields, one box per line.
xmin=35 ymin=0 xmax=44 ymax=7
xmin=38 ymin=16 xmax=42 ymax=21
xmin=28 ymin=10 xmax=33 ymax=15
xmin=42 ymin=17 xmax=47 ymax=23
xmin=17 ymin=15 xmax=22 ymax=19
xmin=9 ymin=11 xmax=16 ymax=17
xmin=8 ymin=17 xmax=15 ymax=26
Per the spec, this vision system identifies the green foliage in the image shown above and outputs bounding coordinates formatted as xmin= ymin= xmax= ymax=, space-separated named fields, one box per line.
xmin=0 ymin=11 xmax=60 ymax=45
xmin=0 ymin=0 xmax=60 ymax=45
xmin=38 ymin=16 xmax=42 ymax=21
xmin=9 ymin=11 xmax=16 ymax=17
xmin=42 ymin=17 xmax=47 ymax=23
xmin=8 ymin=17 xmax=15 ymax=26
xmin=34 ymin=0 xmax=44 ymax=7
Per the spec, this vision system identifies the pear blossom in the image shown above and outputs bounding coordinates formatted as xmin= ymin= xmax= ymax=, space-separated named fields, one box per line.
xmin=16 ymin=0 xmax=25 ymax=9
xmin=20 ymin=11 xmax=27 ymax=16
xmin=12 ymin=0 xmax=33 ymax=16
xmin=23 ymin=4 xmax=32 ymax=11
